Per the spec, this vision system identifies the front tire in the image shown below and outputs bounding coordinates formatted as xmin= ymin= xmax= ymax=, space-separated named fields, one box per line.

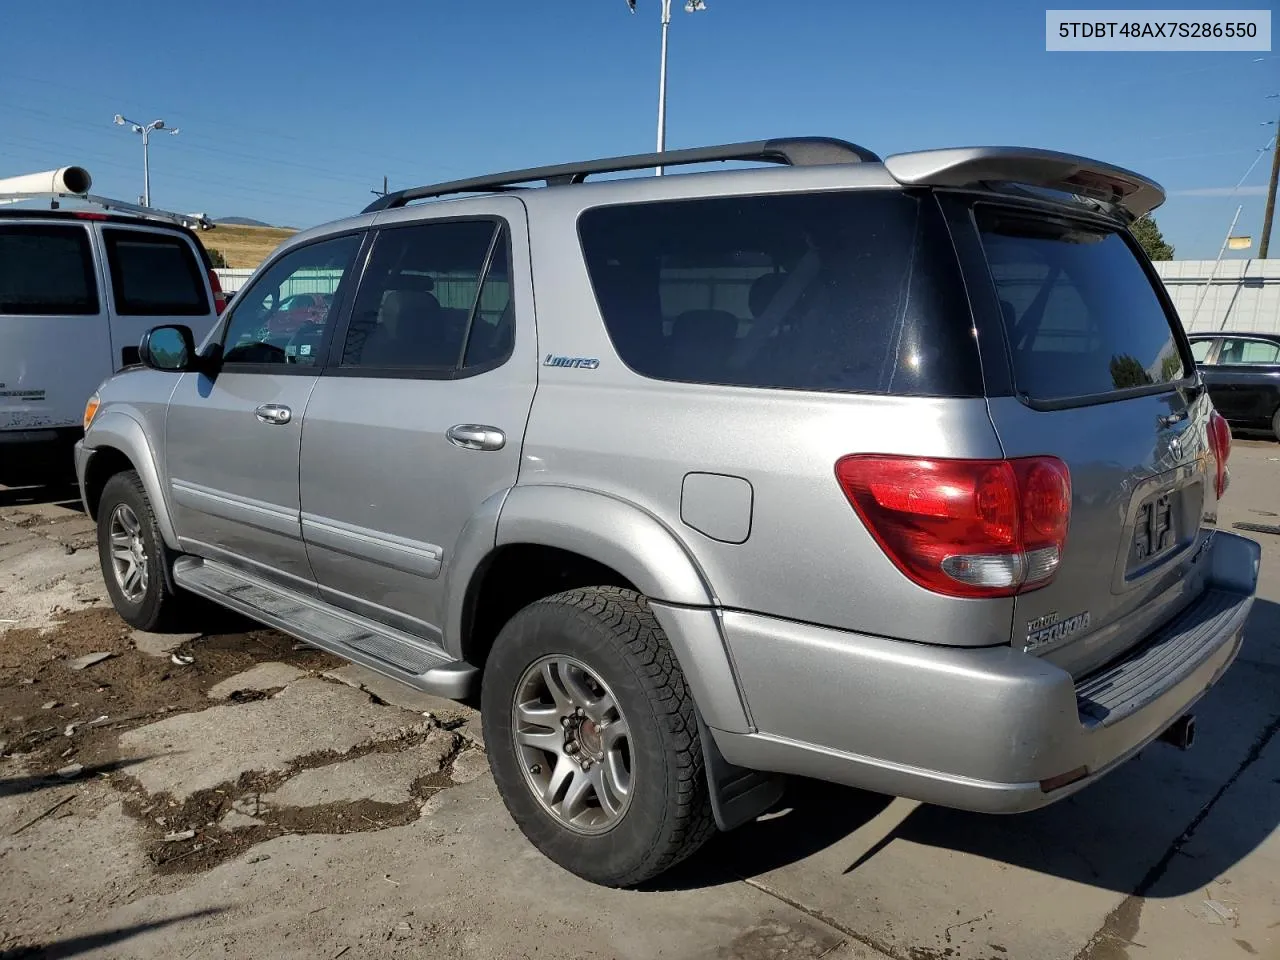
xmin=97 ymin=471 xmax=188 ymax=631
xmin=1273 ymin=407 xmax=1280 ymax=443
xmin=481 ymin=586 xmax=715 ymax=887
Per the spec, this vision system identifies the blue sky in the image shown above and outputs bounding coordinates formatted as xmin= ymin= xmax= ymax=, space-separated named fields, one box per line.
xmin=2 ymin=0 xmax=1276 ymax=259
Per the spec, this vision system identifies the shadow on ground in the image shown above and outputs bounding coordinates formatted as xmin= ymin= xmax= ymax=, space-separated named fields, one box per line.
xmin=0 ymin=483 xmax=83 ymax=512
xmin=0 ymin=759 xmax=151 ymax=800
xmin=0 ymin=909 xmax=222 ymax=959
xmin=657 ymin=599 xmax=1280 ymax=901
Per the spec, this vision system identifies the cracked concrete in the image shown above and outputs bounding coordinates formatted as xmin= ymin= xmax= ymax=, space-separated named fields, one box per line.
xmin=116 ymin=679 xmax=432 ymax=800
xmin=265 ymin=733 xmax=456 ymax=808
xmin=207 ymin=662 xmax=308 ymax=699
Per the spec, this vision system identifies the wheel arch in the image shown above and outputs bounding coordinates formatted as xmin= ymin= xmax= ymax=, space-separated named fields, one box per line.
xmin=81 ymin=411 xmax=178 ymax=548
xmin=453 ymin=484 xmax=751 ymax=735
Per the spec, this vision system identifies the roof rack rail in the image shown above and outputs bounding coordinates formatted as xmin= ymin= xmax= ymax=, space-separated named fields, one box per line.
xmin=363 ymin=136 xmax=880 ymax=213
xmin=0 ymin=191 xmax=215 ymax=231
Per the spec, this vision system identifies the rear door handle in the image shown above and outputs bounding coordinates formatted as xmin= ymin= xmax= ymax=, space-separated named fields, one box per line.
xmin=255 ymin=403 xmax=292 ymax=425
xmin=446 ymin=424 xmax=505 ymax=451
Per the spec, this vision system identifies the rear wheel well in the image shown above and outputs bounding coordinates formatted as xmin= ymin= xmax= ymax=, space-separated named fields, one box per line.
xmin=462 ymin=544 xmax=639 ymax=671
xmin=84 ymin=447 xmax=136 ymax=520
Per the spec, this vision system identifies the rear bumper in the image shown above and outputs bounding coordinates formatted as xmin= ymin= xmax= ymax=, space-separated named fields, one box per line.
xmin=0 ymin=427 xmax=81 ymax=484
xmin=714 ymin=530 xmax=1259 ymax=814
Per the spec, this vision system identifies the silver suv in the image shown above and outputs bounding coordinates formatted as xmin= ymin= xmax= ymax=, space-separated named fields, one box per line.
xmin=76 ymin=138 xmax=1260 ymax=887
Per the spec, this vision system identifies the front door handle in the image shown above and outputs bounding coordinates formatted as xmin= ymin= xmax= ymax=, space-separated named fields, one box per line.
xmin=446 ymin=424 xmax=505 ymax=451
xmin=255 ymin=403 xmax=292 ymax=425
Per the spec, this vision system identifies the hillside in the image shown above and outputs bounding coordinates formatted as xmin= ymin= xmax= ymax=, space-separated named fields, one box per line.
xmin=199 ymin=224 xmax=297 ymax=269
xmin=215 ymin=216 xmax=274 ymax=227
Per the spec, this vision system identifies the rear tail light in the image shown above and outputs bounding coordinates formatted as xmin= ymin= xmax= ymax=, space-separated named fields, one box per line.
xmin=835 ymin=455 xmax=1072 ymax=598
xmin=208 ymin=268 xmax=227 ymax=316
xmin=1207 ymin=410 xmax=1231 ymax=499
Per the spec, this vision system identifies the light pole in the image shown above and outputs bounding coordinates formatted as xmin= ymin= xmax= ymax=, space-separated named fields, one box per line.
xmin=626 ymin=0 xmax=707 ymax=175
xmin=113 ymin=114 xmax=179 ymax=207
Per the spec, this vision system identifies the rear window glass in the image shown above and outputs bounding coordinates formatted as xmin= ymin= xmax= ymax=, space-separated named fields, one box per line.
xmin=104 ymin=228 xmax=209 ymax=316
xmin=0 ymin=224 xmax=97 ymax=315
xmin=577 ymin=190 xmax=982 ymax=397
xmin=976 ymin=208 xmax=1186 ymax=402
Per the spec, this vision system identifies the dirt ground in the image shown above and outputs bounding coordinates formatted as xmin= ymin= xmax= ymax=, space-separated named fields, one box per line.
xmin=1 ymin=444 xmax=1278 ymax=960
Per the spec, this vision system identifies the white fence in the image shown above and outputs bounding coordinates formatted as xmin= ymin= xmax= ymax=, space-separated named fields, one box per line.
xmin=213 ymin=257 xmax=1280 ymax=335
xmin=1152 ymin=260 xmax=1280 ymax=335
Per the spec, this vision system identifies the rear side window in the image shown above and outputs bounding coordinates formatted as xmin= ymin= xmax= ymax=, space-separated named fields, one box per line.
xmin=103 ymin=228 xmax=209 ymax=316
xmin=1219 ymin=338 xmax=1279 ymax=365
xmin=341 ymin=219 xmax=512 ymax=374
xmin=578 ymin=191 xmax=982 ymax=397
xmin=0 ymin=224 xmax=97 ymax=315
xmin=1189 ymin=339 xmax=1214 ymax=364
xmin=975 ymin=208 xmax=1186 ymax=402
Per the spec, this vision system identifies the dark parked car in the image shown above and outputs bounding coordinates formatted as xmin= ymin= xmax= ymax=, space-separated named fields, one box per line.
xmin=1188 ymin=332 xmax=1280 ymax=440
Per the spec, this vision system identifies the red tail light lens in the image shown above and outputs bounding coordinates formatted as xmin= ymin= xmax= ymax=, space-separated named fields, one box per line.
xmin=208 ymin=268 xmax=227 ymax=316
xmin=1207 ymin=410 xmax=1231 ymax=499
xmin=835 ymin=455 xmax=1072 ymax=598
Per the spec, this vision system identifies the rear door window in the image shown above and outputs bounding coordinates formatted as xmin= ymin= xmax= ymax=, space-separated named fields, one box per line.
xmin=103 ymin=228 xmax=210 ymax=316
xmin=0 ymin=224 xmax=98 ymax=315
xmin=340 ymin=219 xmax=513 ymax=375
xmin=577 ymin=191 xmax=981 ymax=397
xmin=1218 ymin=338 xmax=1279 ymax=365
xmin=975 ymin=208 xmax=1187 ymax=403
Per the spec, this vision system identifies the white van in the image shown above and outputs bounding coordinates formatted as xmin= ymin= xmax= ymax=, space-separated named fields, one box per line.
xmin=1 ymin=167 xmax=225 ymax=485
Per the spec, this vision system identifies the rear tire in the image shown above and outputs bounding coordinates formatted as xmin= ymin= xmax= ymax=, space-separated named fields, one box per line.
xmin=1273 ymin=407 xmax=1280 ymax=443
xmin=97 ymin=471 xmax=190 ymax=631
xmin=481 ymin=586 xmax=715 ymax=887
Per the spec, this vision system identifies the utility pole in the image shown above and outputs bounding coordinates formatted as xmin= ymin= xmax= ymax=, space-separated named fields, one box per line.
xmin=1260 ymin=98 xmax=1279 ymax=258
xmin=371 ymin=175 xmax=389 ymax=199
xmin=113 ymin=115 xmax=179 ymax=207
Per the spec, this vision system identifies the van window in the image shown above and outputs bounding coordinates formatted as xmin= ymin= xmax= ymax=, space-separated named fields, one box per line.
xmin=103 ymin=228 xmax=210 ymax=316
xmin=0 ymin=224 xmax=98 ymax=315
xmin=976 ymin=208 xmax=1186 ymax=402
xmin=577 ymin=191 xmax=981 ymax=396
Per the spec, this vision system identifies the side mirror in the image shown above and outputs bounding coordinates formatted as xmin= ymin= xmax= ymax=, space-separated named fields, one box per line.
xmin=138 ymin=324 xmax=197 ymax=372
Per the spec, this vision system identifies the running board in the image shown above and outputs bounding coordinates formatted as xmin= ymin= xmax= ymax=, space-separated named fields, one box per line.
xmin=172 ymin=556 xmax=477 ymax=699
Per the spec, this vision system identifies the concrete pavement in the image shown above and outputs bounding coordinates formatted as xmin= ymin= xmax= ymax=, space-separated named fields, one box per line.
xmin=1 ymin=442 xmax=1277 ymax=959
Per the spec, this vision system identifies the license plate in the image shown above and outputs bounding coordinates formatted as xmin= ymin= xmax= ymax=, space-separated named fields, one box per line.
xmin=1133 ymin=492 xmax=1175 ymax=563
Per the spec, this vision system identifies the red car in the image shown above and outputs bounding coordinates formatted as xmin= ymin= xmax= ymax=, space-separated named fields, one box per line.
xmin=263 ymin=292 xmax=332 ymax=336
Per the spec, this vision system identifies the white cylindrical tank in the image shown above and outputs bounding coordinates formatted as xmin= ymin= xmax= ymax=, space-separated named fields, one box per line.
xmin=0 ymin=166 xmax=92 ymax=195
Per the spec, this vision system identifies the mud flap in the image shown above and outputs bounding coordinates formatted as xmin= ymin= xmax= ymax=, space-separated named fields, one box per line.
xmin=697 ymin=710 xmax=786 ymax=831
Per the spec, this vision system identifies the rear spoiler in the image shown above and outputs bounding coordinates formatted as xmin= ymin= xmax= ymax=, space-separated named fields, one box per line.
xmin=883 ymin=147 xmax=1165 ymax=221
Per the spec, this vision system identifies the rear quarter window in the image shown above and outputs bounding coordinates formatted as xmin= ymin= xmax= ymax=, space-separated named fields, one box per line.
xmin=104 ymin=228 xmax=210 ymax=316
xmin=0 ymin=224 xmax=98 ymax=315
xmin=975 ymin=207 xmax=1187 ymax=403
xmin=577 ymin=190 xmax=982 ymax=397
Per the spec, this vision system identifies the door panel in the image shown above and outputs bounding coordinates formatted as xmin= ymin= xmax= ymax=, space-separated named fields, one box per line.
xmin=299 ymin=375 xmax=532 ymax=636
xmin=163 ymin=231 xmax=365 ymax=588
xmin=1211 ymin=338 xmax=1280 ymax=426
xmin=299 ymin=205 xmax=534 ymax=643
xmin=100 ymin=225 xmax=219 ymax=370
xmin=166 ymin=372 xmax=319 ymax=588
xmin=0 ymin=223 xmax=109 ymax=432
